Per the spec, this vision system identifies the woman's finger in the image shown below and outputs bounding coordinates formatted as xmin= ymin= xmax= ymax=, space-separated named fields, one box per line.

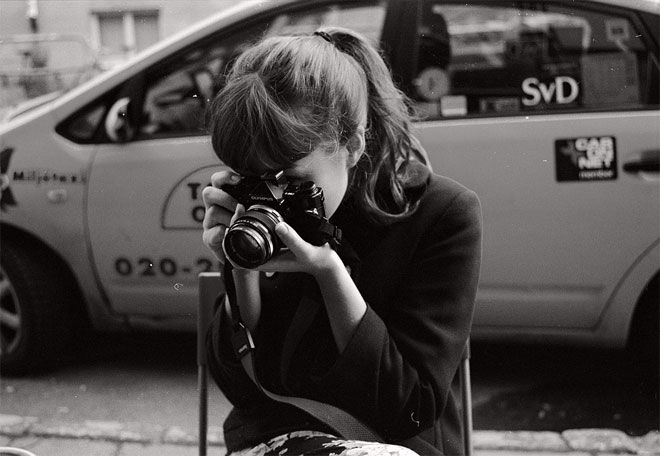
xmin=202 ymin=224 xmax=226 ymax=248
xmin=210 ymin=169 xmax=241 ymax=188
xmin=274 ymin=222 xmax=307 ymax=257
xmin=254 ymin=251 xmax=298 ymax=273
xmin=202 ymin=224 xmax=227 ymax=261
xmin=202 ymin=204 xmax=232 ymax=230
xmin=202 ymin=185 xmax=237 ymax=212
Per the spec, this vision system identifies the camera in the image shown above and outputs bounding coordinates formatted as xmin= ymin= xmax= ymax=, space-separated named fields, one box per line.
xmin=220 ymin=171 xmax=342 ymax=268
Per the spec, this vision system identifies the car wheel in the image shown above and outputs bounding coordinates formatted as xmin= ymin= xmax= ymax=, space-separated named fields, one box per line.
xmin=0 ymin=239 xmax=79 ymax=375
xmin=625 ymin=273 xmax=659 ymax=391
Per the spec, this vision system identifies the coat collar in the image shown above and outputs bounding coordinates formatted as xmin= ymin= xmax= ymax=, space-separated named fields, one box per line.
xmin=330 ymin=160 xmax=430 ymax=264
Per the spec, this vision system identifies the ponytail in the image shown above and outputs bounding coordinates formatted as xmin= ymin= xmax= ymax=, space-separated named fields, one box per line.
xmin=319 ymin=27 xmax=428 ymax=224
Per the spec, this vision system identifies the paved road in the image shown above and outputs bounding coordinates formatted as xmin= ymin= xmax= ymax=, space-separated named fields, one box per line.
xmin=470 ymin=342 xmax=658 ymax=435
xmin=0 ymin=331 xmax=656 ymax=437
xmin=0 ymin=332 xmax=230 ymax=430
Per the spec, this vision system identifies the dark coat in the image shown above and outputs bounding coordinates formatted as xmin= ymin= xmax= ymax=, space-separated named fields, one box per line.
xmin=206 ymin=162 xmax=482 ymax=455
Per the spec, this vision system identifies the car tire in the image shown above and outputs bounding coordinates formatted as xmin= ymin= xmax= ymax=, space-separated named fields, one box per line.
xmin=625 ymin=273 xmax=659 ymax=391
xmin=0 ymin=239 xmax=81 ymax=375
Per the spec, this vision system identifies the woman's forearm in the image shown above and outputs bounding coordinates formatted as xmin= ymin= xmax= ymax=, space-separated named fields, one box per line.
xmin=314 ymin=252 xmax=367 ymax=353
xmin=232 ymin=270 xmax=262 ymax=332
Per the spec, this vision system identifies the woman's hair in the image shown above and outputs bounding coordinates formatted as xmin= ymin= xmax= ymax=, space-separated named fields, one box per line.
xmin=319 ymin=27 xmax=427 ymax=223
xmin=208 ymin=28 xmax=425 ymax=223
xmin=208 ymin=34 xmax=367 ymax=174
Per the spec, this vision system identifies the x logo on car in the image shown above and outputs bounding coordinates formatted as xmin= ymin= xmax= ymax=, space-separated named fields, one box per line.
xmin=1 ymin=148 xmax=18 ymax=212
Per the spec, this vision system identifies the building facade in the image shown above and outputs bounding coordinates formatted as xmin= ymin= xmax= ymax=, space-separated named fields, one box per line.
xmin=0 ymin=0 xmax=235 ymax=111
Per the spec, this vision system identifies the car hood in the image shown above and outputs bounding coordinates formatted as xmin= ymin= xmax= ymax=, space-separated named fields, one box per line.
xmin=1 ymin=91 xmax=62 ymax=124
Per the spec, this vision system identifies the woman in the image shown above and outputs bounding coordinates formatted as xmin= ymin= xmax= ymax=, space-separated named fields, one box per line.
xmin=202 ymin=27 xmax=482 ymax=456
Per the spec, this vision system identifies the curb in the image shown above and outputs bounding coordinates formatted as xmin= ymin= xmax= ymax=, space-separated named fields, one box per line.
xmin=0 ymin=415 xmax=225 ymax=447
xmin=0 ymin=414 xmax=658 ymax=454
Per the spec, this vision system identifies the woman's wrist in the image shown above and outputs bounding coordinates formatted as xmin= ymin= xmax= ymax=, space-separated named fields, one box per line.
xmin=311 ymin=248 xmax=345 ymax=279
xmin=231 ymin=268 xmax=261 ymax=332
xmin=312 ymin=247 xmax=366 ymax=353
xmin=232 ymin=267 xmax=259 ymax=280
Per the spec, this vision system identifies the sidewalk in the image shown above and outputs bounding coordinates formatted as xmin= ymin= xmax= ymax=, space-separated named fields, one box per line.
xmin=0 ymin=414 xmax=658 ymax=455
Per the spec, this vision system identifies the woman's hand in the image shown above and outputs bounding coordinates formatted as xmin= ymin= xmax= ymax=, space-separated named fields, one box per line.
xmin=263 ymin=222 xmax=366 ymax=353
xmin=254 ymin=221 xmax=344 ymax=278
xmin=202 ymin=170 xmax=262 ymax=330
xmin=201 ymin=170 xmax=241 ymax=263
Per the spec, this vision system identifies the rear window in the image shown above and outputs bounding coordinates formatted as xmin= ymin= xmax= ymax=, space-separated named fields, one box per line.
xmin=408 ymin=1 xmax=659 ymax=120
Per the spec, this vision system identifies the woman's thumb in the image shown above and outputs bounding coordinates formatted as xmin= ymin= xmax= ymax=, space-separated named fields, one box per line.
xmin=275 ymin=222 xmax=304 ymax=255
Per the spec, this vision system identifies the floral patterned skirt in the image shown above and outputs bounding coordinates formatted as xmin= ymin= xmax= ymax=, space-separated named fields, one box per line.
xmin=229 ymin=431 xmax=420 ymax=456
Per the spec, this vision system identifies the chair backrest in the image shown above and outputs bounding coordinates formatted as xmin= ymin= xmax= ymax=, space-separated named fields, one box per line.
xmin=198 ymin=272 xmax=224 ymax=456
xmin=197 ymin=272 xmax=473 ymax=456
xmin=198 ymin=272 xmax=224 ymax=367
xmin=460 ymin=339 xmax=473 ymax=456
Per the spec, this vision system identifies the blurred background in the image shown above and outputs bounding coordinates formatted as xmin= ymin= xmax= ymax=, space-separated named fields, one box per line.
xmin=1 ymin=0 xmax=237 ymax=120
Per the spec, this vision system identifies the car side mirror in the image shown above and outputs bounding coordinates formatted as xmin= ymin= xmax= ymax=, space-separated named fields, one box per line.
xmin=105 ymin=97 xmax=135 ymax=142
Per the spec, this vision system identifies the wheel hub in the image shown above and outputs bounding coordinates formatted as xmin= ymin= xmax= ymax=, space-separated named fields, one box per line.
xmin=0 ymin=266 xmax=22 ymax=356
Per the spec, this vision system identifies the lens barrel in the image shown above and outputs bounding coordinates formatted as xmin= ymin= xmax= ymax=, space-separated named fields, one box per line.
xmin=222 ymin=205 xmax=284 ymax=268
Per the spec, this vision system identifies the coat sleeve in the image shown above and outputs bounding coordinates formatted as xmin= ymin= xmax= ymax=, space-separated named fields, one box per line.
xmin=312 ymin=188 xmax=482 ymax=441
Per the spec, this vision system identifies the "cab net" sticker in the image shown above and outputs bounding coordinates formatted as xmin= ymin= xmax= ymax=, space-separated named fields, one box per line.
xmin=555 ymin=136 xmax=617 ymax=182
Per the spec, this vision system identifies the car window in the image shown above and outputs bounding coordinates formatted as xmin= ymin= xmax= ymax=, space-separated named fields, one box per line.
xmin=138 ymin=2 xmax=387 ymax=139
xmin=408 ymin=1 xmax=659 ymax=120
xmin=263 ymin=2 xmax=386 ymax=46
xmin=138 ymin=23 xmax=266 ymax=138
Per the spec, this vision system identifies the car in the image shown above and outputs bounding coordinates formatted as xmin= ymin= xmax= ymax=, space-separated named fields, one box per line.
xmin=1 ymin=0 xmax=658 ymax=374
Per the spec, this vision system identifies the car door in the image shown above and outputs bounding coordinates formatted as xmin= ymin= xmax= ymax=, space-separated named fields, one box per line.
xmin=401 ymin=0 xmax=659 ymax=336
xmin=84 ymin=0 xmax=397 ymax=327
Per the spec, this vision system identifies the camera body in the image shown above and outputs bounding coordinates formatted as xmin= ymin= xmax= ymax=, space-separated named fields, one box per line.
xmin=220 ymin=171 xmax=341 ymax=268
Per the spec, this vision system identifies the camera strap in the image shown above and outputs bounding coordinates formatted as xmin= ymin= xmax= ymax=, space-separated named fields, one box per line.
xmin=224 ymin=264 xmax=383 ymax=442
xmin=231 ymin=321 xmax=384 ymax=442
xmin=317 ymin=219 xmax=343 ymax=251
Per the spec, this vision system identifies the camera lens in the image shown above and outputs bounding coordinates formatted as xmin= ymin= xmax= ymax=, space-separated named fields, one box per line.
xmin=223 ymin=205 xmax=284 ymax=268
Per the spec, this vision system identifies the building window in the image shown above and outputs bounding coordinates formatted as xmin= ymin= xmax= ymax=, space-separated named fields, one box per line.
xmin=91 ymin=10 xmax=159 ymax=68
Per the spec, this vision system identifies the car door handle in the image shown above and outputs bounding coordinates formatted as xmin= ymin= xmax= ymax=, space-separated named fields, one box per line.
xmin=623 ymin=150 xmax=660 ymax=174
